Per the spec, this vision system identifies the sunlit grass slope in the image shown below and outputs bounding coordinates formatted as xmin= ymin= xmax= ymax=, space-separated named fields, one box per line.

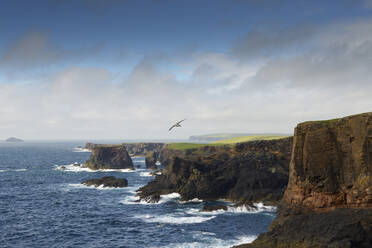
xmin=212 ymin=135 xmax=288 ymax=144
xmin=167 ymin=135 xmax=288 ymax=150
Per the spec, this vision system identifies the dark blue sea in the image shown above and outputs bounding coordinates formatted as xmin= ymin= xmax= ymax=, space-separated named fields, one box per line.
xmin=0 ymin=142 xmax=275 ymax=248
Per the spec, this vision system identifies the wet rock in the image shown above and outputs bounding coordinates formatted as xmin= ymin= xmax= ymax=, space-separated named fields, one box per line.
xmin=137 ymin=194 xmax=160 ymax=203
xmin=201 ymin=205 xmax=228 ymax=212
xmin=82 ymin=176 xmax=128 ymax=188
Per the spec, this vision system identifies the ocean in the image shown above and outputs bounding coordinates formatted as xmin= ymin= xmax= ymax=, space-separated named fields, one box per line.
xmin=0 ymin=142 xmax=275 ymax=248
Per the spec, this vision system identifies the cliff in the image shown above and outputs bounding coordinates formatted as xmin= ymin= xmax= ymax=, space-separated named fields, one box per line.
xmin=85 ymin=145 xmax=134 ymax=170
xmin=239 ymin=112 xmax=372 ymax=248
xmin=122 ymin=143 xmax=164 ymax=156
xmin=138 ymin=137 xmax=293 ymax=204
xmin=283 ymin=112 xmax=372 ymax=211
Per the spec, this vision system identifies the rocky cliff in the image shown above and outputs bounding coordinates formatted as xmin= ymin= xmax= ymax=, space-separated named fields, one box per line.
xmin=239 ymin=112 xmax=372 ymax=248
xmin=283 ymin=112 xmax=372 ymax=211
xmin=123 ymin=143 xmax=164 ymax=156
xmin=138 ymin=137 xmax=293 ymax=204
xmin=85 ymin=145 xmax=134 ymax=170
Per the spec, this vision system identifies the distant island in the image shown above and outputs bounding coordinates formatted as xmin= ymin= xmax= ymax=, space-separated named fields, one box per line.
xmin=5 ymin=137 xmax=24 ymax=142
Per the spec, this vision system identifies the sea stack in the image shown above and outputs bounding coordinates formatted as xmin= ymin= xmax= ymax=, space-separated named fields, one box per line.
xmin=238 ymin=112 xmax=372 ymax=248
xmin=85 ymin=145 xmax=134 ymax=170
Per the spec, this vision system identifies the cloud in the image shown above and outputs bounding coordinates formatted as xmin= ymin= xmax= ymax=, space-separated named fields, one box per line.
xmin=1 ymin=18 xmax=372 ymax=139
xmin=0 ymin=31 xmax=103 ymax=71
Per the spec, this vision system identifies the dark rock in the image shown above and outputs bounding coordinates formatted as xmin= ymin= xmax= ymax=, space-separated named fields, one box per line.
xmin=85 ymin=145 xmax=134 ymax=170
xmin=122 ymin=143 xmax=165 ymax=156
xmin=82 ymin=176 xmax=128 ymax=188
xmin=201 ymin=205 xmax=228 ymax=212
xmin=138 ymin=137 xmax=293 ymax=204
xmin=145 ymin=151 xmax=158 ymax=169
xmin=137 ymin=194 xmax=161 ymax=203
xmin=236 ymin=207 xmax=372 ymax=248
xmin=84 ymin=142 xmax=97 ymax=150
xmin=239 ymin=112 xmax=372 ymax=248
xmin=283 ymin=112 xmax=372 ymax=211
xmin=5 ymin=137 xmax=24 ymax=142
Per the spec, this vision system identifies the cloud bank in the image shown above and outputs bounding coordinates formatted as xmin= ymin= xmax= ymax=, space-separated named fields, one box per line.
xmin=0 ymin=18 xmax=371 ymax=140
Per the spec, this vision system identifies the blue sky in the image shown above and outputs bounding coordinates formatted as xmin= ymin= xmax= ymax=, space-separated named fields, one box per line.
xmin=0 ymin=0 xmax=372 ymax=139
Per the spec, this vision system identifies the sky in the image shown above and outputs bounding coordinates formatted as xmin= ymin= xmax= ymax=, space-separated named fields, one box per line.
xmin=0 ymin=0 xmax=372 ymax=140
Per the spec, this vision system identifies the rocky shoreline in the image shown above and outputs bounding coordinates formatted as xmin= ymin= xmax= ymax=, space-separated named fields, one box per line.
xmin=137 ymin=137 xmax=293 ymax=205
xmin=81 ymin=112 xmax=372 ymax=247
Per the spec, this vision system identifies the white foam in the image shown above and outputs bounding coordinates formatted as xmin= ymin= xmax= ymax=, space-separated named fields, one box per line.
xmin=185 ymin=202 xmax=276 ymax=216
xmin=233 ymin=202 xmax=276 ymax=213
xmin=54 ymin=164 xmax=136 ymax=173
xmin=179 ymin=198 xmax=203 ymax=203
xmin=153 ymin=234 xmax=256 ymax=248
xmin=73 ymin=147 xmax=91 ymax=153
xmin=120 ymin=192 xmax=181 ymax=205
xmin=0 ymin=168 xmax=27 ymax=172
xmin=134 ymin=214 xmax=216 ymax=224
xmin=139 ymin=171 xmax=154 ymax=177
xmin=66 ymin=183 xmax=128 ymax=190
xmin=158 ymin=193 xmax=181 ymax=203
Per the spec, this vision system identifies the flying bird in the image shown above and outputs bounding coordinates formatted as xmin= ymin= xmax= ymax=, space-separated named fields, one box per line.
xmin=169 ymin=119 xmax=186 ymax=131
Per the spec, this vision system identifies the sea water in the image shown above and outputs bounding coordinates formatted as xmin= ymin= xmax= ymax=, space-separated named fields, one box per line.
xmin=0 ymin=142 xmax=275 ymax=248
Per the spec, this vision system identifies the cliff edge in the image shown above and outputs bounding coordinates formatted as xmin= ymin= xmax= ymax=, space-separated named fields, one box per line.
xmin=138 ymin=137 xmax=293 ymax=205
xmin=238 ymin=112 xmax=372 ymax=248
xmin=85 ymin=145 xmax=134 ymax=170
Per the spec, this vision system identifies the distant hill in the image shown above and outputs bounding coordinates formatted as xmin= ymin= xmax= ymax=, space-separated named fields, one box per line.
xmin=189 ymin=133 xmax=289 ymax=143
xmin=5 ymin=137 xmax=24 ymax=142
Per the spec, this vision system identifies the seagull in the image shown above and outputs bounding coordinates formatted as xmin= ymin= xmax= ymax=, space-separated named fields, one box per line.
xmin=169 ymin=119 xmax=186 ymax=131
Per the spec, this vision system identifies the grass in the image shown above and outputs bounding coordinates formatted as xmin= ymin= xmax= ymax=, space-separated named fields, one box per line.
xmin=167 ymin=135 xmax=289 ymax=150
xmin=166 ymin=143 xmax=212 ymax=150
xmin=211 ymin=135 xmax=289 ymax=144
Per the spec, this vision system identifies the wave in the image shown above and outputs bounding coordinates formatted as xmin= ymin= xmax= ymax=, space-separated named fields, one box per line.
xmin=139 ymin=171 xmax=154 ymax=177
xmin=0 ymin=168 xmax=28 ymax=172
xmin=66 ymin=183 xmax=130 ymax=190
xmin=153 ymin=235 xmax=257 ymax=248
xmin=120 ymin=192 xmax=181 ymax=205
xmin=185 ymin=202 xmax=276 ymax=216
xmin=179 ymin=198 xmax=203 ymax=203
xmin=134 ymin=213 xmax=216 ymax=224
xmin=73 ymin=147 xmax=91 ymax=153
xmin=153 ymin=234 xmax=256 ymax=248
xmin=54 ymin=164 xmax=137 ymax=173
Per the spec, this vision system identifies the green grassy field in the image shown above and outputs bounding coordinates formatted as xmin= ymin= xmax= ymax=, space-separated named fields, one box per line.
xmin=167 ymin=135 xmax=289 ymax=150
xmin=211 ymin=135 xmax=288 ymax=144
xmin=166 ymin=143 xmax=215 ymax=150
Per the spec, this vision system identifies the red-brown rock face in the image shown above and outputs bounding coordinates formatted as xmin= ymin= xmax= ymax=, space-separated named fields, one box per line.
xmin=283 ymin=112 xmax=372 ymax=211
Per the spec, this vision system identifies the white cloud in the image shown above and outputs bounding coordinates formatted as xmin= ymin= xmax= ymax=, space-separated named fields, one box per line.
xmin=1 ymin=18 xmax=372 ymax=140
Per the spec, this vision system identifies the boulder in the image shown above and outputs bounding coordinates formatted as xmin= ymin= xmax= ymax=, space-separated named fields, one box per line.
xmin=201 ymin=205 xmax=228 ymax=212
xmin=82 ymin=176 xmax=128 ymax=188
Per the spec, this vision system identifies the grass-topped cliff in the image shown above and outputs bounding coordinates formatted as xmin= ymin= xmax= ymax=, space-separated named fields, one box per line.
xmin=211 ymin=135 xmax=288 ymax=144
xmin=166 ymin=135 xmax=288 ymax=151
